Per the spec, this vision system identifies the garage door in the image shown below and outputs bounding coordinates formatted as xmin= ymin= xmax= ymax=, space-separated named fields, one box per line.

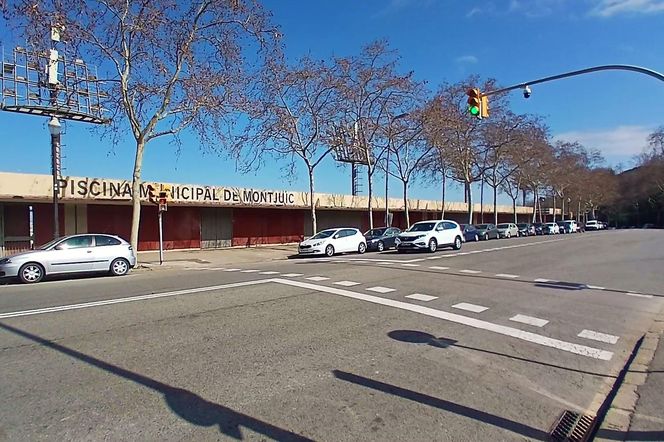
xmin=201 ymin=208 xmax=233 ymax=249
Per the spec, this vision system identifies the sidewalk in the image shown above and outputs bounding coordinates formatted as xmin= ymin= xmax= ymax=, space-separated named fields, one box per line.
xmin=596 ymin=307 xmax=664 ymax=441
xmin=136 ymin=243 xmax=299 ymax=269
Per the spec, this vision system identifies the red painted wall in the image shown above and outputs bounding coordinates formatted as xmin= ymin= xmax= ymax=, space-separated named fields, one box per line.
xmin=33 ymin=203 xmax=65 ymax=246
xmin=232 ymin=208 xmax=305 ymax=247
xmin=87 ymin=204 xmax=201 ymax=251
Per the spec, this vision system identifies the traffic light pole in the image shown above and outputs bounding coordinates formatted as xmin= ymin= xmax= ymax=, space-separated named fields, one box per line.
xmin=482 ymin=64 xmax=664 ymax=97
xmin=158 ymin=209 xmax=164 ymax=265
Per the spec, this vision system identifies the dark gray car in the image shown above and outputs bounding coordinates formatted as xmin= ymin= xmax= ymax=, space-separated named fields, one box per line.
xmin=364 ymin=227 xmax=402 ymax=252
xmin=474 ymin=224 xmax=500 ymax=240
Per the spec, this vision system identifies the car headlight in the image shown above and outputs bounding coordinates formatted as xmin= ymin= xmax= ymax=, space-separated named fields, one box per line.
xmin=311 ymin=241 xmax=323 ymax=247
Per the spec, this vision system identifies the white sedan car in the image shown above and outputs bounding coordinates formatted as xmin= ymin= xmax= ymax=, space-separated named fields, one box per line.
xmin=545 ymin=222 xmax=560 ymax=234
xmin=298 ymin=228 xmax=367 ymax=257
xmin=396 ymin=220 xmax=463 ymax=253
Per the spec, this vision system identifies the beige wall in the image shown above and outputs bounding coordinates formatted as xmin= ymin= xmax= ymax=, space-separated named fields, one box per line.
xmin=0 ymin=171 xmax=533 ymax=215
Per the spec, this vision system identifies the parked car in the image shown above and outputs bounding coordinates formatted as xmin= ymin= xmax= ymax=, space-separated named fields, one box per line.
xmin=585 ymin=220 xmax=600 ymax=231
xmin=562 ymin=220 xmax=579 ymax=233
xmin=496 ymin=223 xmax=519 ymax=238
xmin=397 ymin=220 xmax=463 ymax=253
xmin=556 ymin=221 xmax=571 ymax=234
xmin=460 ymin=224 xmax=480 ymax=242
xmin=363 ymin=227 xmax=402 ymax=252
xmin=517 ymin=223 xmax=535 ymax=236
xmin=474 ymin=224 xmax=500 ymax=241
xmin=298 ymin=228 xmax=366 ymax=257
xmin=0 ymin=234 xmax=136 ymax=284
xmin=532 ymin=223 xmax=546 ymax=235
xmin=544 ymin=222 xmax=560 ymax=234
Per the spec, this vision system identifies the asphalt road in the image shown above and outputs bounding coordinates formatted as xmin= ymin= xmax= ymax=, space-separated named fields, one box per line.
xmin=0 ymin=230 xmax=662 ymax=441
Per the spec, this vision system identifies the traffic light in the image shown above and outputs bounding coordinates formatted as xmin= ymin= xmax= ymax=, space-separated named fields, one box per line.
xmin=146 ymin=184 xmax=157 ymax=204
xmin=158 ymin=184 xmax=172 ymax=206
xmin=481 ymin=95 xmax=489 ymax=119
xmin=467 ymin=88 xmax=482 ymax=118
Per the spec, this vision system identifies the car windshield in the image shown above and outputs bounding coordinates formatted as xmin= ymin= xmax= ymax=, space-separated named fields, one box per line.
xmin=517 ymin=223 xmax=528 ymax=228
xmin=37 ymin=238 xmax=64 ymax=250
xmin=497 ymin=224 xmax=509 ymax=228
xmin=310 ymin=230 xmax=336 ymax=240
xmin=407 ymin=222 xmax=436 ymax=232
xmin=475 ymin=224 xmax=490 ymax=229
xmin=364 ymin=228 xmax=386 ymax=236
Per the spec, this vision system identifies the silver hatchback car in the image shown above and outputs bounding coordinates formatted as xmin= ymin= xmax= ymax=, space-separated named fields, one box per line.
xmin=0 ymin=234 xmax=137 ymax=284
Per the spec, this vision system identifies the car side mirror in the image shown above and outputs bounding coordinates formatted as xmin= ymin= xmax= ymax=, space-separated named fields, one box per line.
xmin=333 ymin=234 xmax=339 ymax=239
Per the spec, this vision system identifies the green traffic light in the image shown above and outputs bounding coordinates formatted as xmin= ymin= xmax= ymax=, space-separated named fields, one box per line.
xmin=469 ymin=106 xmax=479 ymax=116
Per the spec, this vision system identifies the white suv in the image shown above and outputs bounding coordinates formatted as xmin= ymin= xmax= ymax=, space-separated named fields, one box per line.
xmin=397 ymin=220 xmax=463 ymax=253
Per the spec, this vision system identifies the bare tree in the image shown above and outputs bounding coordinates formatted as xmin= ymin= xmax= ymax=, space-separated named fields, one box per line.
xmin=239 ymin=57 xmax=338 ymax=234
xmin=332 ymin=40 xmax=419 ymax=229
xmin=9 ymin=0 xmax=279 ymax=251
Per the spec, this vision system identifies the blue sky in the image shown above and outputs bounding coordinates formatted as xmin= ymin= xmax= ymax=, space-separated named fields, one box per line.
xmin=2 ymin=0 xmax=664 ymax=203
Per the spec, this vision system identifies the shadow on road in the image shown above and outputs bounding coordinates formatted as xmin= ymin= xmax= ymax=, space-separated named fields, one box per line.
xmin=332 ymin=369 xmax=550 ymax=441
xmin=387 ymin=330 xmax=618 ymax=379
xmin=0 ymin=322 xmax=312 ymax=441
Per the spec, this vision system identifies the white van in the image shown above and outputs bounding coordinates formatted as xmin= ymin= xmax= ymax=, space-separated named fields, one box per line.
xmin=585 ymin=220 xmax=599 ymax=231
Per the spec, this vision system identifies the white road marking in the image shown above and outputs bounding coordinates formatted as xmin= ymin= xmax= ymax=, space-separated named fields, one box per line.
xmin=534 ymin=278 xmax=551 ymax=283
xmin=626 ymin=291 xmax=653 ymax=299
xmin=334 ymin=281 xmax=361 ymax=287
xmin=426 ymin=256 xmax=441 ymax=260
xmin=578 ymin=329 xmax=620 ymax=344
xmin=274 ymin=279 xmax=613 ymax=360
xmin=281 ymin=273 xmax=304 ymax=277
xmin=459 ymin=269 xmax=481 ymax=274
xmin=429 ymin=266 xmax=450 ymax=270
xmin=0 ymin=280 xmax=272 ymax=319
xmin=306 ymin=276 xmax=330 ymax=281
xmin=457 ymin=252 xmax=469 ymax=256
xmin=495 ymin=274 xmax=519 ymax=279
xmin=241 ymin=270 xmax=260 ymax=273
xmin=224 ymin=268 xmax=241 ymax=272
xmin=402 ymin=264 xmax=420 ymax=267
xmin=259 ymin=271 xmax=280 ymax=275
xmin=510 ymin=314 xmax=549 ymax=328
xmin=366 ymin=286 xmax=396 ymax=294
xmin=452 ymin=302 xmax=489 ymax=313
xmin=406 ymin=293 xmax=438 ymax=302
xmin=585 ymin=285 xmax=605 ymax=290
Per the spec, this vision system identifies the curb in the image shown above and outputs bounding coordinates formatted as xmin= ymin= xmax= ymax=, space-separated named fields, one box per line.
xmin=594 ymin=310 xmax=664 ymax=441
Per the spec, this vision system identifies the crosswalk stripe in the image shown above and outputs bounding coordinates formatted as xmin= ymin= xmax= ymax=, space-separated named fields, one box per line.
xmin=578 ymin=329 xmax=619 ymax=344
xmin=452 ymin=302 xmax=489 ymax=313
xmin=406 ymin=293 xmax=438 ymax=302
xmin=510 ymin=314 xmax=549 ymax=328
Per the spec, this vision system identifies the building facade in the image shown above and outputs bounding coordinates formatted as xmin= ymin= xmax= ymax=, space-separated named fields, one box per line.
xmin=0 ymin=172 xmax=534 ymax=256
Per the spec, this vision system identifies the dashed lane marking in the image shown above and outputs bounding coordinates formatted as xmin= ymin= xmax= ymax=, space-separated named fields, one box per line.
xmin=240 ymin=270 xmax=260 ymax=273
xmin=402 ymin=264 xmax=420 ymax=267
xmin=578 ymin=329 xmax=620 ymax=344
xmin=495 ymin=274 xmax=519 ymax=279
xmin=510 ymin=314 xmax=549 ymax=328
xmin=459 ymin=269 xmax=481 ymax=274
xmin=534 ymin=278 xmax=551 ymax=283
xmin=626 ymin=291 xmax=653 ymax=299
xmin=224 ymin=268 xmax=241 ymax=272
xmin=429 ymin=266 xmax=450 ymax=270
xmin=366 ymin=286 xmax=396 ymax=294
xmin=274 ymin=278 xmax=613 ymax=361
xmin=306 ymin=276 xmax=330 ymax=281
xmin=406 ymin=293 xmax=438 ymax=302
xmin=585 ymin=285 xmax=605 ymax=290
xmin=259 ymin=271 xmax=280 ymax=275
xmin=334 ymin=281 xmax=361 ymax=287
xmin=281 ymin=273 xmax=303 ymax=277
xmin=452 ymin=302 xmax=489 ymax=313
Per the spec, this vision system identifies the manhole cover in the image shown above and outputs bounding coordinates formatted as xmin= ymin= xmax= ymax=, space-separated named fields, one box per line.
xmin=550 ymin=410 xmax=596 ymax=442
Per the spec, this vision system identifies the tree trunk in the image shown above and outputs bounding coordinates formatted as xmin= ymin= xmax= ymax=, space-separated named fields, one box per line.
xmin=403 ymin=180 xmax=410 ymax=228
xmin=512 ymin=197 xmax=517 ymax=223
xmin=441 ymin=173 xmax=446 ymax=220
xmin=532 ymin=189 xmax=537 ymax=223
xmin=552 ymin=194 xmax=557 ymax=222
xmin=130 ymin=140 xmax=146 ymax=253
xmin=492 ymin=184 xmax=498 ymax=225
xmin=467 ymin=181 xmax=474 ymax=224
xmin=480 ymin=176 xmax=485 ymax=223
xmin=308 ymin=166 xmax=317 ymax=234
xmin=367 ymin=166 xmax=374 ymax=229
xmin=561 ymin=197 xmax=565 ymax=221
xmin=522 ymin=189 xmax=527 ymax=207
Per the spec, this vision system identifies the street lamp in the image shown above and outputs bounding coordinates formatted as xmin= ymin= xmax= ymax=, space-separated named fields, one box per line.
xmin=385 ymin=112 xmax=409 ymax=227
xmin=47 ymin=116 xmax=62 ymax=239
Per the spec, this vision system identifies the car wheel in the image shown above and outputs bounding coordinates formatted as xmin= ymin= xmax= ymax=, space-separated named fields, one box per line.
xmin=18 ymin=262 xmax=44 ymax=284
xmin=358 ymin=242 xmax=366 ymax=254
xmin=452 ymin=236 xmax=462 ymax=250
xmin=484 ymin=233 xmax=489 ymax=241
xmin=428 ymin=238 xmax=437 ymax=253
xmin=474 ymin=234 xmax=479 ymax=242
xmin=110 ymin=258 xmax=130 ymax=276
xmin=325 ymin=244 xmax=335 ymax=257
xmin=506 ymin=232 xmax=511 ymax=238
xmin=376 ymin=241 xmax=385 ymax=252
